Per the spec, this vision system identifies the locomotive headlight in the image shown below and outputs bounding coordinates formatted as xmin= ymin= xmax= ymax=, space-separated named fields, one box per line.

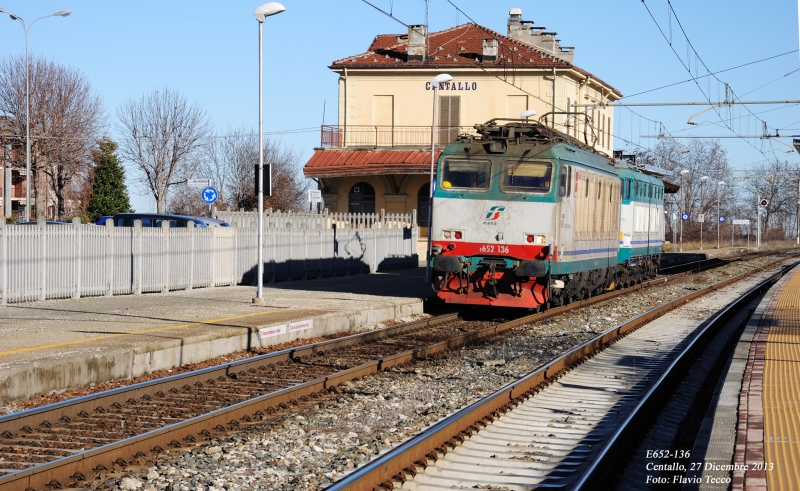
xmin=525 ymin=234 xmax=547 ymax=244
xmin=443 ymin=230 xmax=452 ymax=239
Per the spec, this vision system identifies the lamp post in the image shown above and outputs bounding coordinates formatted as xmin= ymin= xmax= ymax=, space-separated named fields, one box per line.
xmin=426 ymin=73 xmax=453 ymax=284
xmin=253 ymin=2 xmax=284 ymax=304
xmin=716 ymin=181 xmax=725 ymax=249
xmin=699 ymin=176 xmax=708 ymax=250
xmin=0 ymin=7 xmax=70 ymax=222
xmin=679 ymin=169 xmax=689 ymax=252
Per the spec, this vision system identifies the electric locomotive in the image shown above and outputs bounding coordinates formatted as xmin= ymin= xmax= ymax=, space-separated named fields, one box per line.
xmin=429 ymin=118 xmax=665 ymax=309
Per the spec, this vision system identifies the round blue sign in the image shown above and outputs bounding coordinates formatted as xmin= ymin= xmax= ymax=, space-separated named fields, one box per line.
xmin=201 ymin=186 xmax=218 ymax=205
xmin=719 ymin=216 xmax=725 ymax=223
xmin=681 ymin=213 xmax=689 ymax=221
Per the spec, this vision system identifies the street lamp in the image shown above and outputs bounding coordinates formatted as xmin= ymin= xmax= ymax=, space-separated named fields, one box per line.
xmin=426 ymin=73 xmax=453 ymax=284
xmin=716 ymin=181 xmax=725 ymax=249
xmin=253 ymin=2 xmax=284 ymax=305
xmin=717 ymin=181 xmax=733 ymax=250
xmin=0 ymin=7 xmax=70 ymax=221
xmin=679 ymin=169 xmax=689 ymax=252
xmin=699 ymin=176 xmax=708 ymax=250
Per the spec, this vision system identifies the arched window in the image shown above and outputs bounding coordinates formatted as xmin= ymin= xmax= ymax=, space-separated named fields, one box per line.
xmin=417 ymin=183 xmax=430 ymax=227
xmin=349 ymin=182 xmax=375 ymax=214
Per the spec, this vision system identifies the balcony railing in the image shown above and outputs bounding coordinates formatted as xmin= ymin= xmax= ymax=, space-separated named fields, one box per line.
xmin=320 ymin=125 xmax=476 ymax=149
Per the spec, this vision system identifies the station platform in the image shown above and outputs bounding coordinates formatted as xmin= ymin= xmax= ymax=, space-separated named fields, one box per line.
xmin=732 ymin=264 xmax=800 ymax=490
xmin=0 ymin=268 xmax=432 ymax=405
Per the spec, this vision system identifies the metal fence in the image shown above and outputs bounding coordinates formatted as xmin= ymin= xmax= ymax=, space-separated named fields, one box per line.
xmin=0 ymin=216 xmax=418 ymax=305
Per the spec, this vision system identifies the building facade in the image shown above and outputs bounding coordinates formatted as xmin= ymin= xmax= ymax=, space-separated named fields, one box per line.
xmin=303 ymin=8 xmax=621 ymax=236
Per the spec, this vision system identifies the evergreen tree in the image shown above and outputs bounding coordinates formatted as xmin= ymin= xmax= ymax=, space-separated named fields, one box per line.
xmin=87 ymin=138 xmax=132 ymax=222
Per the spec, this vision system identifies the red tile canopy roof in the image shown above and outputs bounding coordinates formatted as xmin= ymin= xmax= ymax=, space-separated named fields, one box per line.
xmin=330 ymin=23 xmax=621 ymax=97
xmin=304 ymin=148 xmax=441 ymax=178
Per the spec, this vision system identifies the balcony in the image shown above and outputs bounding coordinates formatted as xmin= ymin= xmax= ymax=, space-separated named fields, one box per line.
xmin=320 ymin=125 xmax=475 ymax=149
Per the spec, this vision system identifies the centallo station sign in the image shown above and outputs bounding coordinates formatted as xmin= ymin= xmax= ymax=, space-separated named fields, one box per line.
xmin=425 ymin=81 xmax=478 ymax=91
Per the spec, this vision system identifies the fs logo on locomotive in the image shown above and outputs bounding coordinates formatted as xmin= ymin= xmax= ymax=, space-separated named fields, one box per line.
xmin=485 ymin=206 xmax=505 ymax=220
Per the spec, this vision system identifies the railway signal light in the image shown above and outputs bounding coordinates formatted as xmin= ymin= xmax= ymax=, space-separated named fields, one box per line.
xmin=760 ymin=199 xmax=768 ymax=207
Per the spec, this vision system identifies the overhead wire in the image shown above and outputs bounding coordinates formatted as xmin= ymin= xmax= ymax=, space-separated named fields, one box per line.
xmin=622 ymin=49 xmax=799 ymax=99
xmin=640 ymin=0 xmax=781 ymax=164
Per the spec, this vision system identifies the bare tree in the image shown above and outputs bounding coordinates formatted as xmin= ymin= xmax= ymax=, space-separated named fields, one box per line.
xmin=0 ymin=55 xmax=105 ymax=219
xmin=632 ymin=139 xmax=733 ymax=242
xmin=165 ymin=126 xmax=306 ymax=215
xmin=745 ymin=160 xmax=800 ymax=240
xmin=116 ymin=87 xmax=210 ymax=213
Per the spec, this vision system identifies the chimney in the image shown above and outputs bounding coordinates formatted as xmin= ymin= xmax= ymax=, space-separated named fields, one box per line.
xmin=559 ymin=46 xmax=575 ymax=64
xmin=482 ymin=38 xmax=498 ymax=63
xmin=507 ymin=8 xmax=576 ymax=62
xmin=407 ymin=24 xmax=426 ymax=62
xmin=507 ymin=8 xmax=524 ymax=38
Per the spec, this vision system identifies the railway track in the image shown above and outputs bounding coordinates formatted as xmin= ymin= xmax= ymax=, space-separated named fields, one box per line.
xmin=327 ymin=258 xmax=796 ymax=490
xmin=0 ymin=252 xmax=787 ymax=491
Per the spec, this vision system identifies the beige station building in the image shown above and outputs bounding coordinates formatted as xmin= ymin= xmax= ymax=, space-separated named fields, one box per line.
xmin=303 ymin=8 xmax=622 ymax=236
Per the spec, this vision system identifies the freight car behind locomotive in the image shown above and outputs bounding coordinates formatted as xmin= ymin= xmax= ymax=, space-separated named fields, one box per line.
xmin=429 ymin=118 xmax=666 ymax=309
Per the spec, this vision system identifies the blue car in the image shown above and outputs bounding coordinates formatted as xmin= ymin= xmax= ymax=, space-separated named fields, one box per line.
xmin=111 ymin=213 xmax=230 ymax=228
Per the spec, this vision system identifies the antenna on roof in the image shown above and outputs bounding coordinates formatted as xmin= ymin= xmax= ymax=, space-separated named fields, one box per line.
xmin=425 ymin=0 xmax=429 ymax=61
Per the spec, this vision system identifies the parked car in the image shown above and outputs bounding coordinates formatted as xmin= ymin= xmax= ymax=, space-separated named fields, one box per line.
xmin=96 ymin=216 xmax=112 ymax=225
xmin=111 ymin=213 xmax=229 ymax=228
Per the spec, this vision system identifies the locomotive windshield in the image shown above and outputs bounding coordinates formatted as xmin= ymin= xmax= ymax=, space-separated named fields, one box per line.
xmin=501 ymin=160 xmax=552 ymax=192
xmin=441 ymin=159 xmax=491 ymax=190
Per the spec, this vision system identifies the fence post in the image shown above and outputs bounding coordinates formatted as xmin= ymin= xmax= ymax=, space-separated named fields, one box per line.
xmin=209 ymin=225 xmax=216 ymax=288
xmin=188 ymin=221 xmax=194 ymax=290
xmin=232 ymin=223 xmax=238 ymax=286
xmin=105 ymin=219 xmax=114 ymax=297
xmin=0 ymin=219 xmax=6 ymax=305
xmin=134 ymin=220 xmax=142 ymax=294
xmin=38 ymin=218 xmax=46 ymax=301
xmin=72 ymin=217 xmax=82 ymax=299
xmin=162 ymin=220 xmax=170 ymax=293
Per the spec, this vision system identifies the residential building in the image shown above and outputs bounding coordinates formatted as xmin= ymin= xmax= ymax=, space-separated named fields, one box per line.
xmin=303 ymin=8 xmax=622 ymax=238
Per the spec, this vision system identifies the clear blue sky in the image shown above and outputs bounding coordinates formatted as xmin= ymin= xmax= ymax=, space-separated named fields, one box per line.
xmin=1 ymin=1 xmax=798 ymax=212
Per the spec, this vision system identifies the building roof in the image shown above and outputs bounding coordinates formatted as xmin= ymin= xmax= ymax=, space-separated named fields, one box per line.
xmin=304 ymin=148 xmax=441 ymax=178
xmin=331 ymin=23 xmax=621 ymax=97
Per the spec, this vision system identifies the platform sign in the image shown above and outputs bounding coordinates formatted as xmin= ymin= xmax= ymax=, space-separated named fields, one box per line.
xmin=187 ymin=178 xmax=210 ymax=188
xmin=681 ymin=213 xmax=689 ymax=221
xmin=201 ymin=186 xmax=218 ymax=205
xmin=719 ymin=216 xmax=725 ymax=223
xmin=697 ymin=214 xmax=705 ymax=223
xmin=732 ymin=219 xmax=749 ymax=225
xmin=308 ymin=190 xmax=322 ymax=203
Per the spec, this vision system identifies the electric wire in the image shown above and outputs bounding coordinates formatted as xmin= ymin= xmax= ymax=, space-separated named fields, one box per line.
xmin=622 ymin=49 xmax=799 ymax=99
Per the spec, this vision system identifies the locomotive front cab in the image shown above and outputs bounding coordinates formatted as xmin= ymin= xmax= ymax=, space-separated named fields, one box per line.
xmin=429 ymin=130 xmax=559 ymax=309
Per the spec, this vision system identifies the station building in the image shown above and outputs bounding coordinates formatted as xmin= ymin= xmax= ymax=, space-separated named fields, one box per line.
xmin=302 ymin=8 xmax=622 ymax=237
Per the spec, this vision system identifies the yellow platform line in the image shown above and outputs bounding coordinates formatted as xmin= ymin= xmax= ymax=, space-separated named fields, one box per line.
xmin=764 ymin=270 xmax=800 ymax=490
xmin=0 ymin=309 xmax=280 ymax=358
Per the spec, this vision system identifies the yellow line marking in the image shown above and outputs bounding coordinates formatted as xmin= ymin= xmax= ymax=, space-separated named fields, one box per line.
xmin=0 ymin=310 xmax=280 ymax=357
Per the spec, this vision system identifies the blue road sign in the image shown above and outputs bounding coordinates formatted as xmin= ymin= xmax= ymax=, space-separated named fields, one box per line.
xmin=201 ymin=186 xmax=218 ymax=205
xmin=682 ymin=213 xmax=689 ymax=221
xmin=719 ymin=216 xmax=725 ymax=223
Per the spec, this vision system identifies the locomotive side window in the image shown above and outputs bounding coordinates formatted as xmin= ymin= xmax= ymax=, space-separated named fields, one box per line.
xmin=501 ymin=160 xmax=552 ymax=192
xmin=441 ymin=159 xmax=491 ymax=190
xmin=558 ymin=165 xmax=568 ymax=197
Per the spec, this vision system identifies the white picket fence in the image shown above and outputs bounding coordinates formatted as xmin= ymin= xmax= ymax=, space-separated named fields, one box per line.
xmin=216 ymin=209 xmax=418 ymax=231
xmin=0 ymin=216 xmax=418 ymax=304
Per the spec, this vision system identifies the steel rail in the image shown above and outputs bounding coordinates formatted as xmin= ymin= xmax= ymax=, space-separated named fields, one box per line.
xmin=572 ymin=261 xmax=798 ymax=489
xmin=324 ymin=256 xmax=793 ymax=491
xmin=0 ymin=253 xmax=781 ymax=491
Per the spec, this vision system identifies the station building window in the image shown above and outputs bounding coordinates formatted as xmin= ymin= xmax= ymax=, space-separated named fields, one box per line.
xmin=348 ymin=182 xmax=375 ymax=214
xmin=417 ymin=183 xmax=429 ymax=227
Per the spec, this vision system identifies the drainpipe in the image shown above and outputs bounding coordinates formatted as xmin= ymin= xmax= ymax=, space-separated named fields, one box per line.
xmin=343 ymin=68 xmax=348 ymax=148
xmin=552 ymin=68 xmax=557 ymax=129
